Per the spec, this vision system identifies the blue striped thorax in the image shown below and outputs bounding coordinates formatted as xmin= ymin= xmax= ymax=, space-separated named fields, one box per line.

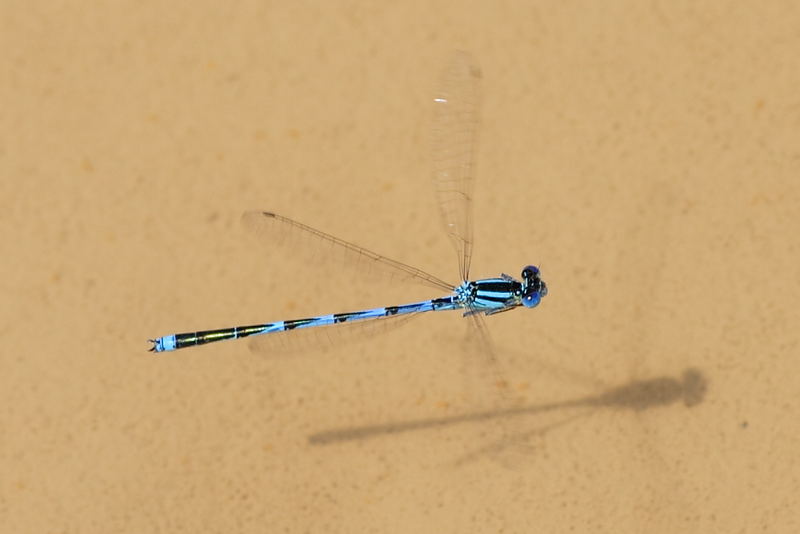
xmin=455 ymin=265 xmax=547 ymax=315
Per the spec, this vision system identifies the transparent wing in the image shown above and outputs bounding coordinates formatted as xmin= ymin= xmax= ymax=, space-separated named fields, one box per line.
xmin=432 ymin=51 xmax=481 ymax=281
xmin=459 ymin=309 xmax=543 ymax=466
xmin=242 ymin=211 xmax=454 ymax=292
xmin=463 ymin=311 xmax=516 ymax=408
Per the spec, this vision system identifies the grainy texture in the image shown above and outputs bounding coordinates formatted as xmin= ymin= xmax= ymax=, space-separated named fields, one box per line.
xmin=2 ymin=1 xmax=799 ymax=532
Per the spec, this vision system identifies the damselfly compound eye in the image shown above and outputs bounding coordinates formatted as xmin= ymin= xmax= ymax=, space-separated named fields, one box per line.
xmin=522 ymin=265 xmax=540 ymax=279
xmin=522 ymin=291 xmax=541 ymax=308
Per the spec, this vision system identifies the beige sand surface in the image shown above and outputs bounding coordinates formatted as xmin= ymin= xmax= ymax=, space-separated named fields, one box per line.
xmin=2 ymin=2 xmax=799 ymax=532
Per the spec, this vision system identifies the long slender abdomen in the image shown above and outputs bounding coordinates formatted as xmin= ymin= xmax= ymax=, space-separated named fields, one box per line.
xmin=149 ymin=296 xmax=457 ymax=353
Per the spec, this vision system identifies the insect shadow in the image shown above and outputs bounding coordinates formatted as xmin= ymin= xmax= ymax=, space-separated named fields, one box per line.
xmin=307 ymin=368 xmax=708 ymax=454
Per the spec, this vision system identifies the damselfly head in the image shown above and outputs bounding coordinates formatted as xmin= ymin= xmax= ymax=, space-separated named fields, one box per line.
xmin=521 ymin=265 xmax=547 ymax=308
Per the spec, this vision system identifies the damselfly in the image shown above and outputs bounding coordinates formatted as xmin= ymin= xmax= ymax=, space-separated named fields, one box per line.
xmin=149 ymin=52 xmax=547 ymax=354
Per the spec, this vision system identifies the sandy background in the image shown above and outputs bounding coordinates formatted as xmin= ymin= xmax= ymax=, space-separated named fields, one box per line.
xmin=2 ymin=1 xmax=799 ymax=532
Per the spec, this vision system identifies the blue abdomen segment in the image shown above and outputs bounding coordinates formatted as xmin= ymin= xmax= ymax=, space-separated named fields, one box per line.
xmin=151 ymin=335 xmax=177 ymax=352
